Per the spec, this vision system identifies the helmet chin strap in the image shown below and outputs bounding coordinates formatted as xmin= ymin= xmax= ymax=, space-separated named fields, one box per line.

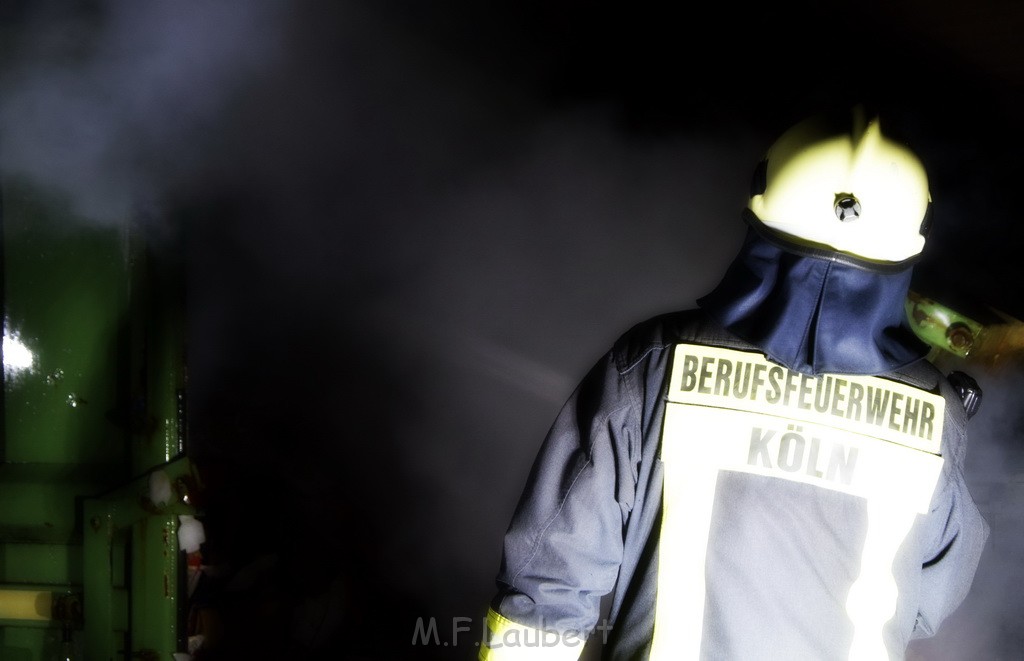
xmin=743 ymin=209 xmax=921 ymax=275
xmin=698 ymin=228 xmax=930 ymax=377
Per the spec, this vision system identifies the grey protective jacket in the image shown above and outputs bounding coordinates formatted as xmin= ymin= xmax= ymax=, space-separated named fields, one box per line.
xmin=486 ymin=309 xmax=989 ymax=660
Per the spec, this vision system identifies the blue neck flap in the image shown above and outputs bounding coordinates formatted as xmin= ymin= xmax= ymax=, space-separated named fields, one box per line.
xmin=697 ymin=229 xmax=929 ymax=376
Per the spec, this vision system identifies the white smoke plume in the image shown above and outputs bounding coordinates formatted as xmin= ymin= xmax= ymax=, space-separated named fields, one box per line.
xmin=0 ymin=0 xmax=288 ymax=227
xmin=908 ymin=364 xmax=1024 ymax=659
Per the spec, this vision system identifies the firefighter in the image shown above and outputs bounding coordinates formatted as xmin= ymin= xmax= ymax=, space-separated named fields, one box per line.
xmin=480 ymin=108 xmax=989 ymax=660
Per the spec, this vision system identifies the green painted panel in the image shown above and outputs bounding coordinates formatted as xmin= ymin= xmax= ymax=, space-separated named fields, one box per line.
xmin=0 ymin=482 xmax=91 ymax=541
xmin=0 ymin=625 xmax=73 ymax=661
xmin=0 ymin=544 xmax=82 ymax=586
xmin=3 ymin=180 xmax=131 ymax=468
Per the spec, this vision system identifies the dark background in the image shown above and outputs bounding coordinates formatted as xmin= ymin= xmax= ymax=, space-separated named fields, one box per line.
xmin=1 ymin=1 xmax=1023 ymax=659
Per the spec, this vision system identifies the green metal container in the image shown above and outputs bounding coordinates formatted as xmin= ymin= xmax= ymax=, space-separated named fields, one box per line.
xmin=0 ymin=177 xmax=194 ymax=661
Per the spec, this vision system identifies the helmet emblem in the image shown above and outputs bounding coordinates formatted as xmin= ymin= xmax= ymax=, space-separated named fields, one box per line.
xmin=834 ymin=195 xmax=861 ymax=222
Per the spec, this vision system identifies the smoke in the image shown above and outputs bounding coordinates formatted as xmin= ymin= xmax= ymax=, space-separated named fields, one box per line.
xmin=907 ymin=364 xmax=1024 ymax=659
xmin=377 ymin=110 xmax=759 ymax=641
xmin=0 ymin=0 xmax=288 ymax=228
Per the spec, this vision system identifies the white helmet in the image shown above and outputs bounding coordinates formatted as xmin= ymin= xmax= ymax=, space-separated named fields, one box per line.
xmin=747 ymin=108 xmax=931 ymax=269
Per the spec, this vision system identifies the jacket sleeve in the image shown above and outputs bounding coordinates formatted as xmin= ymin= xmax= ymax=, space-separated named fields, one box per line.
xmin=912 ymin=404 xmax=990 ymax=638
xmin=481 ymin=349 xmax=641 ymax=659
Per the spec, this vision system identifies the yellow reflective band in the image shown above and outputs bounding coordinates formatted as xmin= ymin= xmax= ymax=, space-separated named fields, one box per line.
xmin=846 ymin=501 xmax=919 ymax=661
xmin=0 ymin=589 xmax=53 ymax=621
xmin=651 ymin=344 xmax=946 ymax=659
xmin=478 ymin=608 xmax=584 ymax=661
xmin=666 ymin=344 xmax=945 ymax=455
